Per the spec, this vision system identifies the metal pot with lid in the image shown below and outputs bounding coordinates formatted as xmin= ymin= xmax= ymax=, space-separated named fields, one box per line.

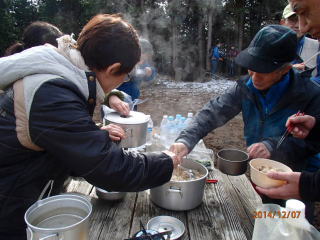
xmin=105 ymin=111 xmax=149 ymax=148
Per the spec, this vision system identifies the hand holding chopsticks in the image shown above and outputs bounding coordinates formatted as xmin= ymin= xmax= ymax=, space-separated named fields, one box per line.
xmin=285 ymin=114 xmax=317 ymax=139
xmin=276 ymin=111 xmax=305 ymax=149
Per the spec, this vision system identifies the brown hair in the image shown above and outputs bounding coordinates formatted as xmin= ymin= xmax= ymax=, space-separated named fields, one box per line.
xmin=77 ymin=14 xmax=141 ymax=74
xmin=5 ymin=21 xmax=63 ymax=56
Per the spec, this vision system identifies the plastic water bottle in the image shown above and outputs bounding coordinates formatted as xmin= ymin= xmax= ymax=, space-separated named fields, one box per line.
xmin=146 ymin=115 xmax=153 ymax=146
xmin=167 ymin=116 xmax=176 ymax=145
xmin=184 ymin=112 xmax=193 ymax=126
xmin=179 ymin=117 xmax=187 ymax=132
xmin=160 ymin=115 xmax=168 ymax=140
xmin=175 ymin=114 xmax=182 ymax=125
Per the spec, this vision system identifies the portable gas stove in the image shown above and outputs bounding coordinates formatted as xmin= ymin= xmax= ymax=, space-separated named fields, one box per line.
xmin=124 ymin=220 xmax=172 ymax=240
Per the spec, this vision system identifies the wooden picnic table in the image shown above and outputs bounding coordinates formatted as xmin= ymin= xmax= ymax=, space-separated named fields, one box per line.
xmin=66 ymin=162 xmax=262 ymax=240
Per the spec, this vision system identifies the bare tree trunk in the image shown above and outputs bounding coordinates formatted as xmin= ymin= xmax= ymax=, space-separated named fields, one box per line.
xmin=198 ymin=16 xmax=205 ymax=71
xmin=206 ymin=8 xmax=213 ymax=71
xmin=172 ymin=17 xmax=179 ymax=81
xmin=237 ymin=10 xmax=245 ymax=75
xmin=140 ymin=0 xmax=149 ymax=39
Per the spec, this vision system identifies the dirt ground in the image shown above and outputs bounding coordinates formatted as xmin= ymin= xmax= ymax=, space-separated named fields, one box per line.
xmin=139 ymin=76 xmax=320 ymax=230
xmin=139 ymin=80 xmax=245 ymax=153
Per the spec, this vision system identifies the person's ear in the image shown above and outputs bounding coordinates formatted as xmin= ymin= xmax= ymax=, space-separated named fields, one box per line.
xmin=280 ymin=19 xmax=285 ymax=25
xmin=105 ymin=63 xmax=122 ymax=76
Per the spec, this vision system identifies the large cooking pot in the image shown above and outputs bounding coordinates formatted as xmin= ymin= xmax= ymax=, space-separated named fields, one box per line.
xmin=105 ymin=111 xmax=149 ymax=148
xmin=25 ymin=194 xmax=92 ymax=240
xmin=150 ymin=159 xmax=208 ymax=211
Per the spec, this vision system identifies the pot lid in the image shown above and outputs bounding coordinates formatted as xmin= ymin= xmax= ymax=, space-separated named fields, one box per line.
xmin=105 ymin=111 xmax=149 ymax=124
xmin=147 ymin=216 xmax=185 ymax=240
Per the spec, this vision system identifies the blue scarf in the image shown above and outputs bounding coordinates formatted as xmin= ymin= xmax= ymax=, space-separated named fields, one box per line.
xmin=246 ymin=73 xmax=290 ymax=114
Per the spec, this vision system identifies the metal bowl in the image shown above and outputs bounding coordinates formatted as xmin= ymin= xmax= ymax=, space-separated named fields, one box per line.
xmin=95 ymin=187 xmax=126 ymax=201
xmin=147 ymin=216 xmax=185 ymax=240
xmin=216 ymin=149 xmax=249 ymax=175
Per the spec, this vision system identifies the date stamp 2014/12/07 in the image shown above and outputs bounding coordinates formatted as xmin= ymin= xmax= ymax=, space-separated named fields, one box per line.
xmin=253 ymin=211 xmax=301 ymax=219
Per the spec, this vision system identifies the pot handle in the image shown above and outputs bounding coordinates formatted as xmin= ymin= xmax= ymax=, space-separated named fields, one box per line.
xmin=26 ymin=229 xmax=59 ymax=240
xmin=128 ymin=128 xmax=133 ymax=138
xmin=39 ymin=234 xmax=59 ymax=240
xmin=167 ymin=186 xmax=183 ymax=198
xmin=26 ymin=228 xmax=33 ymax=240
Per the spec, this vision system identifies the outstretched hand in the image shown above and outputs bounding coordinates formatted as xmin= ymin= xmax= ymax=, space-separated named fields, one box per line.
xmin=256 ymin=172 xmax=301 ymax=200
xmin=169 ymin=143 xmax=189 ymax=164
xmin=162 ymin=150 xmax=180 ymax=168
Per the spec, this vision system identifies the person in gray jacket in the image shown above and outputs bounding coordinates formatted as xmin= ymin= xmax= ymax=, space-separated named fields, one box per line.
xmin=170 ymin=25 xmax=320 ymax=209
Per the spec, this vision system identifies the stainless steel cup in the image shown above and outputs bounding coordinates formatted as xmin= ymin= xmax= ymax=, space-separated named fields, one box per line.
xmin=216 ymin=149 xmax=249 ymax=175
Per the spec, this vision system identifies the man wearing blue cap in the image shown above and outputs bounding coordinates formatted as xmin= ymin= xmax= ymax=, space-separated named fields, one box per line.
xmin=170 ymin=25 xmax=320 ymax=210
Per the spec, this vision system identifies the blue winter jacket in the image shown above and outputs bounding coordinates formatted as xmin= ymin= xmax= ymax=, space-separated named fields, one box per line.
xmin=211 ymin=46 xmax=221 ymax=60
xmin=177 ymin=69 xmax=320 ymax=172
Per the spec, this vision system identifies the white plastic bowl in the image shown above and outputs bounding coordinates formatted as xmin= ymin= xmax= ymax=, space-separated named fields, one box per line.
xmin=249 ymin=158 xmax=292 ymax=189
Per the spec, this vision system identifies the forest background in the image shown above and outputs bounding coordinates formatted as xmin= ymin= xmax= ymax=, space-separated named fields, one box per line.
xmin=0 ymin=0 xmax=288 ymax=80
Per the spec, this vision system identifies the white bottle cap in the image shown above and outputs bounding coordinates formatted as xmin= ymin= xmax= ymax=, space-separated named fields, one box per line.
xmin=187 ymin=112 xmax=193 ymax=118
xmin=285 ymin=199 xmax=305 ymax=219
xmin=163 ymin=115 xmax=168 ymax=118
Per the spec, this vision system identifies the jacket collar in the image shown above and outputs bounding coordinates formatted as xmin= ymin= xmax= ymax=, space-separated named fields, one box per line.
xmin=237 ymin=69 xmax=311 ymax=114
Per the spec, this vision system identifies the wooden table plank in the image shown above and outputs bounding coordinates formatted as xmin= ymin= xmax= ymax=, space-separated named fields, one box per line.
xmin=130 ymin=190 xmax=190 ymax=240
xmin=88 ymin=190 xmax=137 ymax=240
xmin=187 ymin=169 xmax=254 ymax=240
xmin=227 ymin=175 xmax=262 ymax=227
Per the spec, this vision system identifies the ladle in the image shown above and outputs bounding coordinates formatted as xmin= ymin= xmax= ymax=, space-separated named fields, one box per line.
xmin=131 ymin=98 xmax=149 ymax=110
xmin=177 ymin=164 xmax=195 ymax=180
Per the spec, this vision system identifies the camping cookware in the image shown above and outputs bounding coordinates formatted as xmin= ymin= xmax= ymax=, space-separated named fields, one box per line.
xmin=150 ymin=159 xmax=208 ymax=211
xmin=216 ymin=148 xmax=249 ymax=175
xmin=95 ymin=187 xmax=127 ymax=201
xmin=147 ymin=216 xmax=185 ymax=240
xmin=250 ymin=158 xmax=292 ymax=188
xmin=25 ymin=194 xmax=92 ymax=240
xmin=105 ymin=111 xmax=149 ymax=148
